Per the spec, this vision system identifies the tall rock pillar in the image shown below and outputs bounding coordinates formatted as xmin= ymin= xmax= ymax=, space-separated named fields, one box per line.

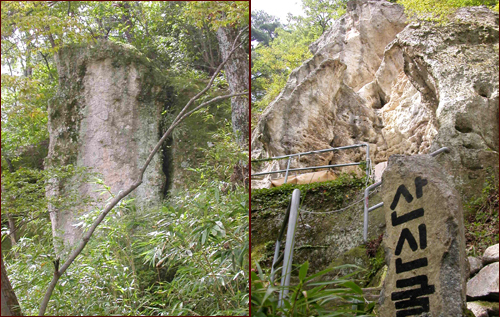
xmin=45 ymin=41 xmax=170 ymax=252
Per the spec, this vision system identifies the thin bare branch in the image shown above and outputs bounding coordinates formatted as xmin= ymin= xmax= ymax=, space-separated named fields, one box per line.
xmin=39 ymin=52 xmax=55 ymax=81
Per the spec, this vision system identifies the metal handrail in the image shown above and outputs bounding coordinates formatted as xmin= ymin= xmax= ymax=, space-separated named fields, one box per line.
xmin=362 ymin=147 xmax=450 ymax=242
xmin=270 ymin=202 xmax=292 ymax=282
xmin=251 ymin=143 xmax=371 ymax=184
xmin=278 ymin=189 xmax=301 ymax=308
xmin=252 ymin=162 xmax=364 ymax=176
xmin=251 ymin=144 xmax=367 ymax=162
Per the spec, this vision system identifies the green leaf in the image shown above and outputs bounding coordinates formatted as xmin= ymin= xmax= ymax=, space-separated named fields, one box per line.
xmin=304 ymin=267 xmax=334 ymax=282
xmin=299 ymin=261 xmax=309 ymax=281
xmin=201 ymin=229 xmax=207 ymax=245
xmin=341 ymin=281 xmax=363 ymax=295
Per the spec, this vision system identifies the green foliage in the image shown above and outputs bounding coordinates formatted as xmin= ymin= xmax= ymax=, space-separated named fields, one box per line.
xmin=185 ymin=1 xmax=249 ymax=31
xmin=136 ymin=183 xmax=249 ymax=316
xmin=1 ymin=164 xmax=95 ymax=251
xmin=251 ymin=261 xmax=375 ymax=316
xmin=251 ymin=11 xmax=282 ymax=46
xmin=3 ymin=181 xmax=248 ymax=316
xmin=397 ymin=0 xmax=499 ymax=21
xmin=1 ymin=2 xmax=249 ymax=315
xmin=464 ymin=170 xmax=499 ymax=257
xmin=1 ymin=62 xmax=56 ymax=160
xmin=294 ymin=0 xmax=348 ymax=35
xmin=363 ymin=236 xmax=385 ymax=287
xmin=186 ymin=118 xmax=248 ymax=186
xmin=252 ymin=172 xmax=366 ymax=210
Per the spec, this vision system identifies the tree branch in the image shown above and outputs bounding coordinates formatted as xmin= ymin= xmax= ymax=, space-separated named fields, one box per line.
xmin=138 ymin=25 xmax=248 ymax=177
xmin=37 ymin=23 xmax=248 ymax=317
xmin=39 ymin=52 xmax=55 ymax=81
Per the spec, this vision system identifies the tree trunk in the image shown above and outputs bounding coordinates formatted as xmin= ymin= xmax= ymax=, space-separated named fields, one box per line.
xmin=1 ymin=254 xmax=23 ymax=316
xmin=7 ymin=213 xmax=18 ymax=249
xmin=119 ymin=2 xmax=134 ymax=44
xmin=216 ymin=26 xmax=249 ymax=148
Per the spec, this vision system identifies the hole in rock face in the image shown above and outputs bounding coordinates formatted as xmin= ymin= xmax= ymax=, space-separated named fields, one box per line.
xmin=473 ymin=81 xmax=491 ymax=98
xmin=372 ymin=92 xmax=387 ymax=109
xmin=455 ymin=115 xmax=473 ymax=134
xmin=455 ymin=125 xmax=473 ymax=133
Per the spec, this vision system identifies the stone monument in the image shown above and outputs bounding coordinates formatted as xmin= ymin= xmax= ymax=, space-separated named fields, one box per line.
xmin=379 ymin=154 xmax=468 ymax=316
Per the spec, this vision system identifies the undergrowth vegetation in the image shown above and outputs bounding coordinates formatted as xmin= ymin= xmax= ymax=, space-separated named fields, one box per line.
xmin=464 ymin=171 xmax=499 ymax=257
xmin=251 ymin=261 xmax=375 ymax=316
xmin=4 ymin=182 xmax=248 ymax=316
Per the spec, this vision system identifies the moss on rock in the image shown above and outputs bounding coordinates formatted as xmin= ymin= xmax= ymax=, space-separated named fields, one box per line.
xmin=251 ymin=174 xmax=387 ymax=280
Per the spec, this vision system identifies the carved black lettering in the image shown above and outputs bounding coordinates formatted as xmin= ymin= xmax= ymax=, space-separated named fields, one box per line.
xmin=391 ymin=208 xmax=424 ymax=226
xmin=390 ymin=184 xmax=414 ymax=210
xmin=395 ymin=228 xmax=418 ymax=255
xmin=414 ymin=177 xmax=428 ymax=199
xmin=392 ymin=275 xmax=435 ymax=300
xmin=396 ymin=257 xmax=428 ymax=273
xmin=395 ymin=297 xmax=430 ymax=317
xmin=419 ymin=224 xmax=427 ymax=249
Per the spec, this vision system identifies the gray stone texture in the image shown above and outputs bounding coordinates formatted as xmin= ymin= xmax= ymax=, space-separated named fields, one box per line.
xmin=467 ymin=301 xmax=499 ymax=317
xmin=482 ymin=244 xmax=499 ymax=265
xmin=379 ymin=155 xmax=467 ymax=316
xmin=46 ymin=41 xmax=169 ymax=251
xmin=468 ymin=256 xmax=484 ymax=277
xmin=467 ymin=262 xmax=499 ymax=301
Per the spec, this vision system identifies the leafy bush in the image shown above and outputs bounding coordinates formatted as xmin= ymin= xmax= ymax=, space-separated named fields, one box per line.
xmin=3 ymin=180 xmax=248 ymax=316
xmin=251 ymin=261 xmax=375 ymax=316
xmin=397 ymin=0 xmax=499 ymax=21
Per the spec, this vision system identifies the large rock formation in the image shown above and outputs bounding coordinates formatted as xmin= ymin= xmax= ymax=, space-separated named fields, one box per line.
xmin=46 ymin=41 xmax=170 ymax=250
xmin=251 ymin=0 xmax=499 ymax=198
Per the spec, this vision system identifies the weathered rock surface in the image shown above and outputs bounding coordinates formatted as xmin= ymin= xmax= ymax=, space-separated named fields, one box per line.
xmin=467 ymin=301 xmax=499 ymax=317
xmin=251 ymin=0 xmax=407 ymax=188
xmin=46 ymin=41 xmax=170 ymax=250
xmin=467 ymin=262 xmax=499 ymax=301
xmin=374 ymin=161 xmax=388 ymax=183
xmin=379 ymin=155 xmax=467 ymax=316
xmin=251 ymin=0 xmax=499 ymax=196
xmin=468 ymin=256 xmax=483 ymax=277
xmin=395 ymin=6 xmax=499 ymax=201
xmin=482 ymin=243 xmax=499 ymax=265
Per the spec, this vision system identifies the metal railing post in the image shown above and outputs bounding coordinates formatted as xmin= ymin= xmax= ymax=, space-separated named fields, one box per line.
xmin=284 ymin=157 xmax=291 ymax=184
xmin=364 ymin=181 xmax=382 ymax=243
xmin=278 ymin=189 xmax=301 ymax=307
xmin=270 ymin=203 xmax=291 ymax=283
xmin=365 ymin=144 xmax=370 ymax=181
